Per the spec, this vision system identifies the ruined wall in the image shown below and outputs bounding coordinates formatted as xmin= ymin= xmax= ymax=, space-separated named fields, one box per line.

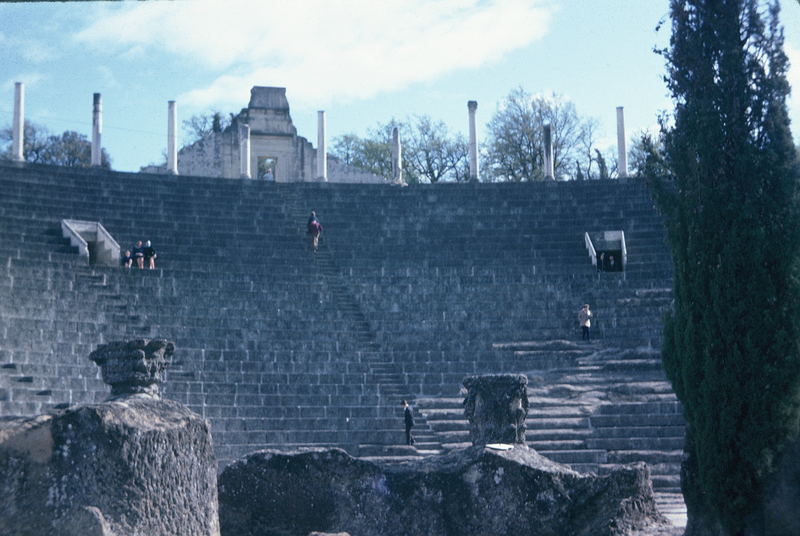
xmin=178 ymin=130 xmax=230 ymax=178
xmin=174 ymin=86 xmax=384 ymax=183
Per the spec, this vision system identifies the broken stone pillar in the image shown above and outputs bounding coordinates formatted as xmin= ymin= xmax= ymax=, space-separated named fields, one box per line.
xmin=317 ymin=110 xmax=327 ymax=181
xmin=89 ymin=338 xmax=174 ymax=398
xmin=167 ymin=100 xmax=178 ymax=175
xmin=391 ymin=126 xmax=403 ymax=184
xmin=468 ymin=100 xmax=479 ymax=181
xmin=617 ymin=106 xmax=628 ymax=178
xmin=91 ymin=93 xmax=102 ymax=167
xmin=543 ymin=124 xmax=554 ymax=180
xmin=239 ymin=123 xmax=251 ymax=178
xmin=12 ymin=82 xmax=24 ymax=162
xmin=463 ymin=374 xmax=528 ymax=445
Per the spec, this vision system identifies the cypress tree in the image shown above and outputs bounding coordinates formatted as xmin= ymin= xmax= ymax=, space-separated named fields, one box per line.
xmin=652 ymin=0 xmax=800 ymax=533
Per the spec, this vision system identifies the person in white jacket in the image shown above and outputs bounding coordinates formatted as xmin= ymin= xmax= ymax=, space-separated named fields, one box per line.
xmin=578 ymin=304 xmax=593 ymax=342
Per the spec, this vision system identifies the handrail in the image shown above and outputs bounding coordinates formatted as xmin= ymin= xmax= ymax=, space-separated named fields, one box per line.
xmin=61 ymin=220 xmax=89 ymax=259
xmin=61 ymin=219 xmax=121 ymax=266
xmin=620 ymin=230 xmax=627 ymax=269
xmin=95 ymin=222 xmax=121 ymax=253
xmin=584 ymin=232 xmax=597 ymax=267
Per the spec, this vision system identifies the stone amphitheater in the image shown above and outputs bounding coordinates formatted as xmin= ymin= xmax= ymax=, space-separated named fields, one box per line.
xmin=0 ymin=160 xmax=686 ymax=526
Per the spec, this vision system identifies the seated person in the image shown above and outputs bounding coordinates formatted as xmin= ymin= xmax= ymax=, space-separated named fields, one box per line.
xmin=143 ymin=240 xmax=157 ymax=270
xmin=121 ymin=250 xmax=133 ymax=269
xmin=132 ymin=240 xmax=145 ymax=269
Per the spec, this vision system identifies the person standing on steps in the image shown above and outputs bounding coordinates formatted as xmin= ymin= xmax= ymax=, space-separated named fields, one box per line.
xmin=578 ymin=303 xmax=593 ymax=342
xmin=402 ymin=399 xmax=415 ymax=446
xmin=307 ymin=210 xmax=323 ymax=252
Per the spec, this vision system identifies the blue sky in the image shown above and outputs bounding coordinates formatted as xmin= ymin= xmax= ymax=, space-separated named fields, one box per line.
xmin=2 ymin=0 xmax=800 ymax=173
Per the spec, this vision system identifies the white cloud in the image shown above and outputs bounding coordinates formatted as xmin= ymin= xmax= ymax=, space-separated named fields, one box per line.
xmin=0 ymin=34 xmax=57 ymax=63
xmin=96 ymin=65 xmax=120 ymax=89
xmin=75 ymin=0 xmax=555 ymax=109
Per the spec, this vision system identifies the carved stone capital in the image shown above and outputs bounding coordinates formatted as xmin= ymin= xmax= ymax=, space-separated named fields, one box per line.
xmin=463 ymin=374 xmax=528 ymax=446
xmin=90 ymin=339 xmax=174 ymax=398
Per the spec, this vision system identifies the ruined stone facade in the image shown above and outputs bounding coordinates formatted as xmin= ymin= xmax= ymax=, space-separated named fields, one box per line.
xmin=173 ymin=86 xmax=385 ymax=184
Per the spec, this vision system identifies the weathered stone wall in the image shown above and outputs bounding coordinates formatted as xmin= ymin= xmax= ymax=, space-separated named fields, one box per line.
xmin=178 ymin=130 xmax=231 ymax=178
xmin=328 ymin=155 xmax=388 ymax=184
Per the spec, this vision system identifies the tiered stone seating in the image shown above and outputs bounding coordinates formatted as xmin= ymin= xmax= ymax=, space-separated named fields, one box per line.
xmin=0 ymin=162 xmax=678 ymax=478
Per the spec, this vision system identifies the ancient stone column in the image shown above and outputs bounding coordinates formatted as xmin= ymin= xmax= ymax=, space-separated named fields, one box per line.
xmin=392 ymin=126 xmax=403 ymax=184
xmin=239 ymin=123 xmax=251 ymax=179
xmin=91 ymin=93 xmax=102 ymax=167
xmin=12 ymin=82 xmax=24 ymax=162
xmin=463 ymin=374 xmax=528 ymax=445
xmin=468 ymin=100 xmax=479 ymax=181
xmin=543 ymin=123 xmax=554 ymax=180
xmin=167 ymin=100 xmax=178 ymax=175
xmin=617 ymin=106 xmax=628 ymax=178
xmin=317 ymin=110 xmax=327 ymax=181
xmin=89 ymin=338 xmax=175 ymax=398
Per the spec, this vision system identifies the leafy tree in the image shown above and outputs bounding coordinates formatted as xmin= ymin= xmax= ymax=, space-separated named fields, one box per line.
xmin=628 ymin=131 xmax=668 ymax=178
xmin=1 ymin=120 xmax=111 ymax=168
xmin=651 ymin=1 xmax=800 ymax=533
xmin=332 ymin=120 xmax=401 ymax=180
xmin=0 ymin=120 xmax=51 ymax=163
xmin=484 ymin=88 xmax=597 ymax=181
xmin=330 ymin=134 xmax=361 ymax=166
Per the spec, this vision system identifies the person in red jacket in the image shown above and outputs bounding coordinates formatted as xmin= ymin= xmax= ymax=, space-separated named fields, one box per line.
xmin=307 ymin=211 xmax=323 ymax=252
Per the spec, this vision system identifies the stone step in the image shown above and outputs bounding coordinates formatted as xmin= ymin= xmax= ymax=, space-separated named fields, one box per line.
xmin=590 ymin=425 xmax=685 ymax=439
xmin=586 ymin=436 xmax=685 ymax=450
xmin=538 ymin=449 xmax=608 ymax=464
xmin=606 ymin=449 xmax=684 ymax=464
xmin=596 ymin=402 xmax=682 ymax=415
xmin=591 ymin=413 xmax=684 ymax=427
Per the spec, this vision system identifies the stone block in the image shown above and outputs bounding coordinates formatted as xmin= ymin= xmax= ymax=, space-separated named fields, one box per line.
xmin=218 ymin=447 xmax=666 ymax=536
xmin=0 ymin=397 xmax=219 ymax=536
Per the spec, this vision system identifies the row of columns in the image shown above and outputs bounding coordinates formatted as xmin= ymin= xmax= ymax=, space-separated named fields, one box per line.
xmin=8 ymin=82 xmax=629 ymax=180
xmin=10 ymin=82 xmax=181 ymax=174
xmin=352 ymin=101 xmax=629 ymax=182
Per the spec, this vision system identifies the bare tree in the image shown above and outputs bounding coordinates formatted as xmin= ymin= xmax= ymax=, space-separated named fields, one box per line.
xmin=484 ymin=88 xmax=597 ymax=181
xmin=181 ymin=111 xmax=231 ymax=146
xmin=405 ymin=116 xmax=468 ymax=183
xmin=331 ymin=117 xmax=468 ymax=183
